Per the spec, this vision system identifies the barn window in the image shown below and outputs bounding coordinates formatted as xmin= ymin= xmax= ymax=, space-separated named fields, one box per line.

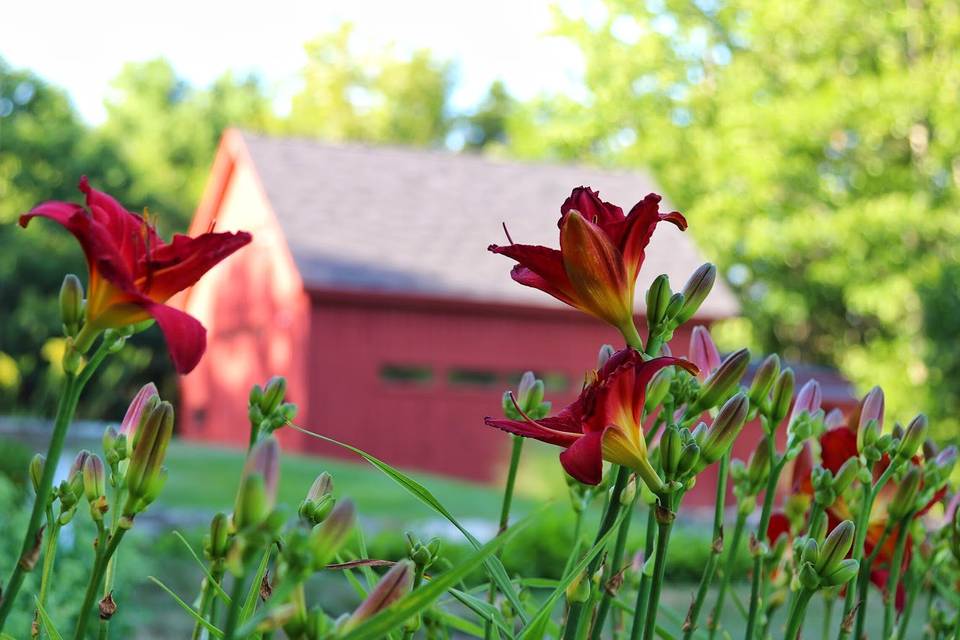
xmin=448 ymin=368 xmax=499 ymax=388
xmin=380 ymin=364 xmax=434 ymax=385
xmin=505 ymin=371 xmax=571 ymax=393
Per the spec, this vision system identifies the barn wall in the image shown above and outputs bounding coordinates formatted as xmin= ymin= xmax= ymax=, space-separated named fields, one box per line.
xmin=302 ymin=293 xmax=701 ymax=483
xmin=178 ymin=156 xmax=310 ymax=452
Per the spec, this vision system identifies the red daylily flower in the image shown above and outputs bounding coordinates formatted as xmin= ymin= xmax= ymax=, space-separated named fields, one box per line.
xmin=20 ymin=177 xmax=251 ymax=374
xmin=489 ymin=187 xmax=687 ymax=342
xmin=485 ymin=348 xmax=696 ymax=487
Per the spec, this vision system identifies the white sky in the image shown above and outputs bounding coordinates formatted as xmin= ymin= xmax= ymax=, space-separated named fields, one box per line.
xmin=0 ymin=0 xmax=589 ymax=124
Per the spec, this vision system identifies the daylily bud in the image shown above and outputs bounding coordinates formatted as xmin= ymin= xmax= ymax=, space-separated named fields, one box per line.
xmin=676 ymin=442 xmax=700 ymax=477
xmin=205 ymin=512 xmax=231 ymax=560
xmin=260 ymin=376 xmax=288 ymax=415
xmin=821 ymin=558 xmax=859 ymax=587
xmin=897 ymin=414 xmax=928 ymax=460
xmin=789 ymin=380 xmax=822 ymax=428
xmin=748 ymin=354 xmax=780 ymax=408
xmin=120 ymin=383 xmax=159 ymax=443
xmin=855 ymin=387 xmax=884 ymax=452
xmin=922 ymin=439 xmax=938 ymax=462
xmin=699 ymin=393 xmax=749 ymax=468
xmin=824 ymin=409 xmax=845 ymax=430
xmin=800 ymin=537 xmax=819 ymax=566
xmin=808 ymin=510 xmax=827 ymax=544
xmin=888 ymin=466 xmax=921 ymax=520
xmin=124 ymin=400 xmax=174 ymax=515
xmin=798 ymin=561 xmax=821 ymax=591
xmin=234 ymin=437 xmax=280 ymax=529
xmin=29 ymin=454 xmax=44 ymax=494
xmin=891 ymin=422 xmax=905 ymax=441
xmin=661 ymin=427 xmax=683 ymax=478
xmin=340 ymin=560 xmax=415 ymax=632
xmin=309 ymin=499 xmax=356 ymax=568
xmin=689 ymin=326 xmax=721 ymax=380
xmin=595 ymin=344 xmax=616 ymax=369
xmin=769 ymin=368 xmax=796 ymax=427
xmin=935 ymin=445 xmax=958 ymax=475
xmin=832 ymin=458 xmax=860 ymax=495
xmin=82 ymin=454 xmax=106 ymax=502
xmin=747 ymin=441 xmax=771 ymax=486
xmin=59 ymin=274 xmax=84 ymax=336
xmin=676 ymin=263 xmax=716 ymax=325
xmin=696 ymin=348 xmax=750 ymax=410
xmin=644 ymin=368 xmax=673 ymax=414
xmin=249 ymin=384 xmax=264 ymax=409
xmin=68 ymin=450 xmax=91 ymax=498
xmin=664 ymin=292 xmax=685 ymax=321
xmin=815 ymin=520 xmax=855 ymax=575
xmin=645 ymin=275 xmax=671 ymax=328
xmin=102 ymin=425 xmax=119 ymax=459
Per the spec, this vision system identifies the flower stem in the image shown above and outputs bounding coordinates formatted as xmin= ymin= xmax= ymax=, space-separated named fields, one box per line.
xmin=641 ymin=493 xmax=678 ymax=640
xmin=590 ymin=484 xmax=639 ymax=640
xmin=823 ymin=592 xmax=836 ymax=638
xmin=883 ymin=518 xmax=911 ymax=638
xmin=36 ymin=510 xmax=60 ymax=610
xmin=895 ymin=564 xmax=922 ymax=640
xmin=706 ymin=509 xmax=746 ymax=640
xmin=853 ymin=522 xmax=894 ymax=639
xmin=192 ymin=567 xmax=224 ymax=640
xmin=683 ymin=453 xmax=729 ymax=639
xmin=744 ymin=434 xmax=786 ymax=640
xmin=0 ymin=372 xmax=82 ymax=629
xmin=629 ymin=507 xmax=658 ymax=640
xmin=484 ymin=434 xmax=524 ymax=640
xmin=837 ymin=461 xmax=898 ymax=640
xmin=223 ymin=569 xmax=250 ymax=640
xmin=73 ymin=527 xmax=127 ymax=640
xmin=562 ymin=466 xmax=631 ymax=640
xmin=784 ymin=588 xmax=814 ymax=640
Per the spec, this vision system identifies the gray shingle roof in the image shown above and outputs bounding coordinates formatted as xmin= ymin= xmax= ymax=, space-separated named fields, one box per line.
xmin=241 ymin=132 xmax=739 ymax=318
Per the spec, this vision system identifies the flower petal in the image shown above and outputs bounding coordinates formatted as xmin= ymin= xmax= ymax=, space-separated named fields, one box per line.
xmin=488 ymin=243 xmax=579 ymax=307
xmin=142 ymin=301 xmax=208 ymax=374
xmin=79 ymin=176 xmax=160 ymax=277
xmin=559 ymin=430 xmax=604 ymax=485
xmin=560 ymin=187 xmax=624 ymax=239
xmin=559 ymin=211 xmax=632 ymax=327
xmin=619 ymin=194 xmax=687 ymax=281
xmin=484 ymin=415 xmax=581 ymax=447
xmin=819 ymin=426 xmax=858 ymax=474
xmin=144 ymin=231 xmax=253 ymax=301
xmin=767 ymin=511 xmax=791 ymax=545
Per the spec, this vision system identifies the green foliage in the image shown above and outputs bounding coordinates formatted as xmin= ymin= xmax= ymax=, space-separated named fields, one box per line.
xmin=0 ymin=437 xmax=33 ymax=490
xmin=512 ymin=0 xmax=960 ymax=438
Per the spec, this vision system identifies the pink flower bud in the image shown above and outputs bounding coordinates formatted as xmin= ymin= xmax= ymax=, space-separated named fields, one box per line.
xmin=689 ymin=326 xmax=721 ymax=381
xmin=343 ymin=560 xmax=415 ymax=631
xmin=789 ymin=380 xmax=822 ymax=426
xmin=120 ymin=382 xmax=159 ymax=441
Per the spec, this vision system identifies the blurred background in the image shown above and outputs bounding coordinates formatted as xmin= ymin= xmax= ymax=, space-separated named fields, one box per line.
xmin=0 ymin=1 xmax=957 ymax=634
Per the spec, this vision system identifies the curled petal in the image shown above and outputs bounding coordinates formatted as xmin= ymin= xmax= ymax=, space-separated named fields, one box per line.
xmin=559 ymin=430 xmax=604 ymax=485
xmin=142 ymin=301 xmax=208 ymax=374
xmin=560 ymin=186 xmax=624 ymax=237
xmin=484 ymin=415 xmax=581 ymax=448
xmin=144 ymin=231 xmax=253 ymax=301
xmin=619 ymin=194 xmax=687 ymax=281
xmin=489 ymin=243 xmax=578 ymax=307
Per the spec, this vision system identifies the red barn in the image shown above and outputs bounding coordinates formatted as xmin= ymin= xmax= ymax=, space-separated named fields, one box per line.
xmin=178 ymin=130 xmax=849 ymax=493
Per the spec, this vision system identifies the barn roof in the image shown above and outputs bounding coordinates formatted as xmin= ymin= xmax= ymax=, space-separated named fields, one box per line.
xmin=234 ymin=131 xmax=739 ymax=318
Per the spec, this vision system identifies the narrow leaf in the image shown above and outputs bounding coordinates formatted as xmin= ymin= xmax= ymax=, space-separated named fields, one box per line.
xmin=291 ymin=422 xmax=529 ymax=623
xmin=33 ymin=599 xmax=64 ymax=640
xmin=239 ymin=545 xmax=272 ymax=623
xmin=172 ymin=530 xmax=231 ymax=603
xmin=148 ymin=576 xmax=224 ymax=638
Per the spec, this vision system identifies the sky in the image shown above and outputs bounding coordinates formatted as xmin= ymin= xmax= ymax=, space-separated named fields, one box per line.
xmin=1 ymin=0 xmax=589 ymax=124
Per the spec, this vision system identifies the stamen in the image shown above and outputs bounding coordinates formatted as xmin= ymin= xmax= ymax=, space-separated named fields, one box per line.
xmin=206 ymin=218 xmax=218 ymax=233
xmin=501 ymin=222 xmax=514 ymax=245
xmin=507 ymin=392 xmax=578 ymax=439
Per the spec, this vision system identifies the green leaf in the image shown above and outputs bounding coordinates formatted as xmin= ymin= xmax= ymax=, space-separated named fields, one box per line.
xmin=148 ymin=577 xmax=224 ymax=638
xmin=291 ymin=423 xmax=529 ymax=623
xmin=172 ymin=530 xmax=231 ymax=604
xmin=33 ymin=599 xmax=63 ymax=640
xmin=446 ymin=587 xmax=513 ymax=636
xmin=518 ymin=507 xmax=628 ymax=640
xmin=427 ymin=607 xmax=486 ymax=637
xmin=239 ymin=544 xmax=273 ymax=624
xmin=338 ymin=507 xmax=538 ymax=640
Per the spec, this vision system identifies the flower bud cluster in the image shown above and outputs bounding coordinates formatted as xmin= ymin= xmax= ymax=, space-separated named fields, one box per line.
xmin=502 ymin=371 xmax=551 ymax=421
xmin=405 ymin=532 xmax=441 ymax=571
xmin=810 ymin=458 xmax=859 ymax=508
xmin=645 ymin=264 xmax=718 ymax=346
xmin=299 ymin=472 xmax=336 ymax=526
xmin=731 ymin=441 xmax=771 ymax=514
xmin=249 ymin=376 xmax=298 ymax=443
xmin=794 ymin=520 xmax=859 ymax=591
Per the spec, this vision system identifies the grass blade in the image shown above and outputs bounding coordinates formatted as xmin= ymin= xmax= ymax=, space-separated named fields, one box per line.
xmin=239 ymin=545 xmax=272 ymax=624
xmin=33 ymin=599 xmax=64 ymax=640
xmin=148 ymin=576 xmax=224 ymax=638
xmin=290 ymin=422 xmax=529 ymax=623
xmin=339 ymin=507 xmax=540 ymax=640
xmin=172 ymin=530 xmax=231 ymax=603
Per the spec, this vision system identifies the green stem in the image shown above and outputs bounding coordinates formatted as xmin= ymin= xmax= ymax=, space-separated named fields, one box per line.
xmin=561 ymin=509 xmax=585 ymax=581
xmin=744 ymin=435 xmax=786 ymax=640
xmin=853 ymin=523 xmax=894 ymax=639
xmin=896 ymin=565 xmax=922 ymax=640
xmin=223 ymin=569 xmax=250 ymax=640
xmin=883 ymin=519 xmax=911 ymax=638
xmin=192 ymin=566 xmax=225 ymax=640
xmin=823 ymin=593 xmax=836 ymax=639
xmin=484 ymin=434 xmax=524 ymax=640
xmin=36 ymin=513 xmax=60 ymax=610
xmin=0 ymin=373 xmax=82 ymax=629
xmin=707 ymin=509 xmax=746 ymax=640
xmin=73 ymin=527 xmax=127 ymax=640
xmin=784 ymin=588 xmax=814 ymax=640
xmin=642 ymin=493 xmax=679 ymax=640
xmin=838 ymin=461 xmax=898 ymax=640
xmin=98 ymin=480 xmax=124 ymax=640
xmin=683 ymin=453 xmax=729 ymax=639
xmin=562 ymin=466 xmax=631 ymax=640
xmin=590 ymin=484 xmax=639 ymax=640
xmin=629 ymin=507 xmax=658 ymax=640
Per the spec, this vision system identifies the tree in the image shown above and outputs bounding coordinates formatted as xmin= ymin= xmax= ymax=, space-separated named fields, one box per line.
xmin=287 ymin=24 xmax=453 ymax=146
xmin=459 ymin=80 xmax=516 ymax=151
xmin=517 ymin=0 xmax=960 ymax=436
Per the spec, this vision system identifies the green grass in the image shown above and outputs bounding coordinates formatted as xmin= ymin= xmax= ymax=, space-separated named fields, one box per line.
xmin=156 ymin=438 xmax=514 ymax=522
